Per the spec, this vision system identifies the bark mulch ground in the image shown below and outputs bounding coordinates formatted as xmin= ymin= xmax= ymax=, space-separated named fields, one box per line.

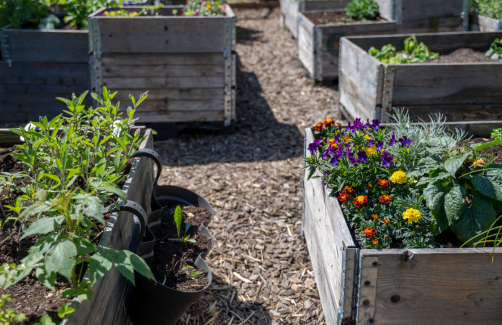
xmin=153 ymin=7 xmax=341 ymax=325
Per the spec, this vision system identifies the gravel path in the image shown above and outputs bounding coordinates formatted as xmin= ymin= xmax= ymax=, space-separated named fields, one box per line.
xmin=155 ymin=8 xmax=341 ymax=325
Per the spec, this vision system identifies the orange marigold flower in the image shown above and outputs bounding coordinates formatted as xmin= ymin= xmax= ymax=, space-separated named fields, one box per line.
xmin=368 ymin=183 xmax=373 ymax=189
xmin=341 ymin=136 xmax=349 ymax=141
xmin=371 ymin=214 xmax=378 ymax=220
xmin=337 ymin=122 xmax=342 ymax=127
xmin=315 ymin=123 xmax=324 ymax=132
xmin=337 ymin=191 xmax=348 ymax=203
xmin=327 ymin=138 xmax=338 ymax=148
xmin=380 ymin=195 xmax=391 ymax=204
xmin=354 ymin=195 xmax=368 ymax=209
xmin=324 ymin=118 xmax=335 ymax=127
xmin=383 ymin=218 xmax=391 ymax=224
xmin=342 ymin=183 xmax=354 ymax=195
xmin=363 ymin=227 xmax=376 ymax=238
xmin=372 ymin=239 xmax=378 ymax=246
xmin=377 ymin=179 xmax=390 ymax=188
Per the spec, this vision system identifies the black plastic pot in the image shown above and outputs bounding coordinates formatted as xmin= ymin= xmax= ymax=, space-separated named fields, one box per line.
xmin=129 ymin=184 xmax=216 ymax=325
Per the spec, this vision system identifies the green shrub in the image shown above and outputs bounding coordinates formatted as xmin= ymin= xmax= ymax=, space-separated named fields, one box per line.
xmin=345 ymin=0 xmax=379 ymax=20
xmin=369 ymin=36 xmax=439 ymax=64
xmin=471 ymin=0 xmax=502 ymax=20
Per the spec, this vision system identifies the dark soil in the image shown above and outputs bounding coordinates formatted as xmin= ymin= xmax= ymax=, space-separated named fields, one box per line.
xmin=150 ymin=206 xmax=213 ymax=292
xmin=304 ymin=11 xmax=382 ymax=26
xmin=425 ymin=48 xmax=502 ymax=64
xmin=458 ymin=137 xmax=502 ymax=165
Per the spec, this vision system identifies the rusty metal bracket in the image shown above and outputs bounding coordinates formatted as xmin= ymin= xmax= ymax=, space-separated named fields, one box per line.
xmin=89 ymin=18 xmax=103 ymax=96
xmin=356 ymin=256 xmax=379 ymax=325
xmin=382 ymin=66 xmax=395 ymax=123
xmin=223 ymin=17 xmax=236 ymax=126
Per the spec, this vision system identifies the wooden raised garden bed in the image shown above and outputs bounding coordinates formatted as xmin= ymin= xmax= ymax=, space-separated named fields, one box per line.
xmin=338 ymin=31 xmax=502 ymax=122
xmin=1 ymin=127 xmax=154 ymax=325
xmin=471 ymin=13 xmax=502 ymax=31
xmin=297 ymin=0 xmax=467 ymax=81
xmin=0 ymin=27 xmax=91 ymax=124
xmin=88 ymin=6 xmax=236 ymax=126
xmin=303 ymin=127 xmax=502 ymax=325
xmin=280 ymin=0 xmax=351 ymax=38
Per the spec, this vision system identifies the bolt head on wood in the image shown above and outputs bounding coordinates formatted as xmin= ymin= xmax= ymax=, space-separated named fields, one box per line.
xmin=369 ymin=318 xmax=374 ymax=324
xmin=363 ymin=299 xmax=370 ymax=306
xmin=372 ymin=261 xmax=378 ymax=267
xmin=364 ymin=281 xmax=371 ymax=286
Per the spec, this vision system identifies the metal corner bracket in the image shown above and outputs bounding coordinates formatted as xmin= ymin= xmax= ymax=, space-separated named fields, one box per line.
xmin=355 ymin=255 xmax=379 ymax=325
xmin=0 ymin=29 xmax=12 ymax=67
xmin=314 ymin=27 xmax=323 ymax=82
xmin=89 ymin=18 xmax=103 ymax=96
xmin=223 ymin=17 xmax=236 ymax=127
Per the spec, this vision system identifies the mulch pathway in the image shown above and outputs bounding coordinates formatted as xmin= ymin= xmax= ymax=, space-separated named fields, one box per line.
xmin=154 ymin=7 xmax=341 ymax=325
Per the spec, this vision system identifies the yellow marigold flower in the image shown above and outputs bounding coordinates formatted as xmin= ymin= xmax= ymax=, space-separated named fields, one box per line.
xmin=403 ymin=208 xmax=422 ymax=224
xmin=371 ymin=214 xmax=378 ymax=220
xmin=390 ymin=171 xmax=407 ymax=184
xmin=364 ymin=134 xmax=371 ymax=140
xmin=206 ymin=4 xmax=212 ymax=9
xmin=472 ymin=159 xmax=486 ymax=167
xmin=365 ymin=145 xmax=378 ymax=156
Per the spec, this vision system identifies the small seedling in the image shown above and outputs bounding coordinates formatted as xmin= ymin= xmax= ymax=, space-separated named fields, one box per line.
xmin=174 ymin=206 xmax=183 ymax=238
xmin=182 ymin=265 xmax=203 ymax=282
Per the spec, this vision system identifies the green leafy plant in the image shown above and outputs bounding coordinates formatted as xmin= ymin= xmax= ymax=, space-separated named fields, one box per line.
xmin=60 ymin=0 xmax=118 ymax=29
xmin=0 ymin=264 xmax=29 ymax=325
xmin=485 ymin=38 xmax=502 ymax=59
xmin=345 ymin=0 xmax=379 ymax=20
xmin=182 ymin=265 xmax=202 ymax=281
xmin=491 ymin=128 xmax=502 ymax=140
xmin=183 ymin=0 xmax=229 ymax=17
xmin=369 ymin=36 xmax=439 ymax=64
xmin=471 ymin=0 xmax=502 ymax=20
xmin=174 ymin=206 xmax=182 ymax=238
xmin=0 ymin=0 xmax=53 ymax=29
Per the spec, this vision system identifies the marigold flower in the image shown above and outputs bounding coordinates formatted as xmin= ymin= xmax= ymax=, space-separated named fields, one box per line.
xmin=380 ymin=195 xmax=391 ymax=204
xmin=327 ymin=138 xmax=338 ymax=148
xmin=337 ymin=122 xmax=342 ymax=127
xmin=337 ymin=191 xmax=348 ymax=203
xmin=371 ymin=214 xmax=378 ymax=220
xmin=403 ymin=208 xmax=422 ymax=224
xmin=324 ymin=118 xmax=334 ymax=127
xmin=363 ymin=227 xmax=376 ymax=238
xmin=372 ymin=239 xmax=378 ymax=246
xmin=354 ymin=195 xmax=368 ymax=209
xmin=365 ymin=145 xmax=378 ymax=156
xmin=383 ymin=218 xmax=391 ymax=224
xmin=364 ymin=134 xmax=371 ymax=140
xmin=341 ymin=136 xmax=349 ymax=141
xmin=342 ymin=183 xmax=354 ymax=195
xmin=315 ymin=123 xmax=324 ymax=132
xmin=472 ymin=159 xmax=486 ymax=167
xmin=368 ymin=183 xmax=373 ymax=189
xmin=377 ymin=179 xmax=389 ymax=188
xmin=206 ymin=4 xmax=212 ymax=9
xmin=390 ymin=171 xmax=407 ymax=184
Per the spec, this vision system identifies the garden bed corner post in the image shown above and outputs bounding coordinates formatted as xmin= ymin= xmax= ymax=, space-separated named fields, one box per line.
xmin=224 ymin=14 xmax=237 ymax=126
xmin=0 ymin=29 xmax=12 ymax=67
xmin=89 ymin=18 xmax=103 ymax=95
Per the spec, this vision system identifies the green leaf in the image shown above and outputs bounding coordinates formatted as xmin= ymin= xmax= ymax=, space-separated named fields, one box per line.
xmin=444 ymin=185 xmax=467 ymax=224
xmin=424 ymin=183 xmax=446 ymax=217
xmin=174 ymin=206 xmax=182 ymax=238
xmin=113 ymin=250 xmax=135 ymax=286
xmin=45 ymin=240 xmax=77 ymax=283
xmin=471 ymin=139 xmax=502 ymax=152
xmin=444 ymin=153 xmax=470 ymax=177
xmin=75 ymin=280 xmax=93 ymax=301
xmin=74 ymin=195 xmax=105 ymax=224
xmin=40 ymin=173 xmax=62 ymax=184
xmin=185 ymin=222 xmax=191 ymax=236
xmin=471 ymin=175 xmax=502 ymax=201
xmin=73 ymin=236 xmax=97 ymax=255
xmin=58 ymin=302 xmax=75 ymax=318
xmin=35 ymin=315 xmax=57 ymax=325
xmin=114 ymin=148 xmax=123 ymax=172
xmin=87 ymin=251 xmax=113 ymax=286
xmin=451 ymin=195 xmax=497 ymax=243
xmin=62 ymin=288 xmax=76 ymax=299
xmin=36 ymin=267 xmax=56 ymax=291
xmin=307 ymin=167 xmax=316 ymax=180
xmin=21 ymin=216 xmax=65 ymax=240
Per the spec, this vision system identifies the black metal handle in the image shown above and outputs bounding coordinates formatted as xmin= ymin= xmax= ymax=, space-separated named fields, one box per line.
xmin=131 ymin=148 xmax=163 ymax=211
xmin=103 ymin=200 xmax=147 ymax=252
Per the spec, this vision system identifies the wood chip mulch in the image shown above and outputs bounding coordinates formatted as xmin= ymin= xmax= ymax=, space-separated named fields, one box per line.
xmin=154 ymin=8 xmax=342 ymax=325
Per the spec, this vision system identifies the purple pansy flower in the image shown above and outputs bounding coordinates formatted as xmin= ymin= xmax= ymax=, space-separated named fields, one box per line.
xmin=345 ymin=122 xmax=352 ymax=132
xmin=398 ymin=136 xmax=413 ymax=148
xmin=381 ymin=151 xmax=393 ymax=168
xmin=364 ymin=119 xmax=370 ymax=130
xmin=389 ymin=134 xmax=396 ymax=146
xmin=368 ymin=139 xmax=374 ymax=147
xmin=330 ymin=156 xmax=339 ymax=166
xmin=357 ymin=151 xmax=368 ymax=164
xmin=323 ymin=143 xmax=336 ymax=160
xmin=375 ymin=140 xmax=384 ymax=152
xmin=371 ymin=119 xmax=380 ymax=131
xmin=308 ymin=139 xmax=321 ymax=155
xmin=348 ymin=155 xmax=360 ymax=167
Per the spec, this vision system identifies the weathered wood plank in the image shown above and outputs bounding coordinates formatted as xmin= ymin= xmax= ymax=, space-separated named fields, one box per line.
xmin=362 ymin=248 xmax=502 ymax=324
xmin=0 ymin=84 xmax=89 ymax=94
xmin=298 ymin=13 xmax=316 ymax=78
xmin=390 ymin=63 xmax=502 ymax=106
xmin=131 ymin=98 xmax=224 ymax=112
xmin=0 ymin=63 xmax=90 ymax=86
xmin=478 ymin=14 xmax=502 ymax=31
xmin=374 ymin=0 xmax=393 ymax=21
xmin=303 ymin=0 xmax=351 ymax=12
xmin=339 ymin=37 xmax=382 ymax=120
xmin=102 ymin=76 xmax=224 ymax=89
xmin=403 ymin=104 xmax=502 ymax=122
xmin=98 ymin=16 xmax=227 ymax=53
xmin=304 ymin=128 xmax=356 ymax=323
xmin=2 ymin=29 xmax=88 ymax=63
xmin=399 ymin=0 xmax=464 ymax=21
xmin=397 ymin=17 xmax=463 ymax=33
xmin=102 ymin=65 xmax=224 ymax=78
xmin=0 ymin=129 xmax=23 ymax=146
xmin=112 ymin=89 xmax=224 ymax=101
xmin=101 ymin=53 xmax=225 ymax=66
xmin=134 ymin=110 xmax=225 ymax=123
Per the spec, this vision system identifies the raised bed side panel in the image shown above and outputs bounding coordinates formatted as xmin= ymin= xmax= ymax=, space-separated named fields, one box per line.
xmin=68 ymin=130 xmax=154 ymax=325
xmin=283 ymin=0 xmax=300 ymax=38
xmin=318 ymin=21 xmax=396 ymax=80
xmin=478 ymin=14 xmax=502 ymax=31
xmin=304 ymin=128 xmax=357 ymax=324
xmin=90 ymin=6 xmax=235 ymax=125
xmin=0 ymin=29 xmax=89 ymax=63
xmin=358 ymin=248 xmax=502 ymax=325
xmin=339 ymin=37 xmax=383 ymax=120
xmin=302 ymin=0 xmax=351 ymax=12
xmin=298 ymin=13 xmax=316 ymax=79
xmin=399 ymin=0 xmax=464 ymax=21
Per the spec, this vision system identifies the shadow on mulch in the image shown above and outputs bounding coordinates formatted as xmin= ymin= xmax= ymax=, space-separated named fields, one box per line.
xmin=176 ymin=273 xmax=274 ymax=325
xmin=152 ymin=53 xmax=304 ymax=167
xmin=236 ymin=26 xmax=263 ymax=45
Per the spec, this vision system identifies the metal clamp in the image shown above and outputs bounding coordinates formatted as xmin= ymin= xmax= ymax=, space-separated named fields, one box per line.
xmin=131 ymin=148 xmax=164 ymax=212
xmin=356 ymin=256 xmax=379 ymax=325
